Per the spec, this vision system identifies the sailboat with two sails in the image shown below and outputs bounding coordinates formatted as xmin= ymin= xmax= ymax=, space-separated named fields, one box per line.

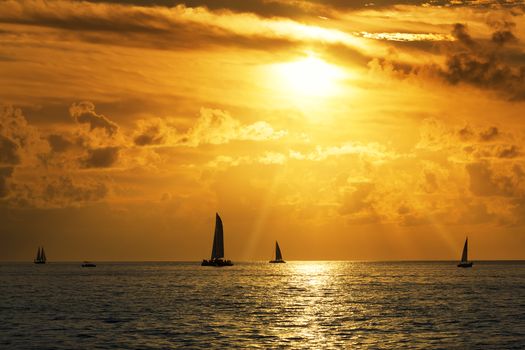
xmin=457 ymin=237 xmax=473 ymax=268
xmin=34 ymin=246 xmax=47 ymax=264
xmin=201 ymin=213 xmax=233 ymax=267
xmin=269 ymin=241 xmax=285 ymax=263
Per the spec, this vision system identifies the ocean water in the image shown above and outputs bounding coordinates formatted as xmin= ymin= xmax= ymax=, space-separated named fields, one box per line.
xmin=1 ymin=261 xmax=524 ymax=349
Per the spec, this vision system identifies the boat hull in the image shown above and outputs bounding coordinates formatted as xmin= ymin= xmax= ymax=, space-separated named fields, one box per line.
xmin=82 ymin=264 xmax=96 ymax=267
xmin=201 ymin=259 xmax=233 ymax=267
xmin=269 ymin=260 xmax=286 ymax=263
xmin=457 ymin=262 xmax=473 ymax=268
xmin=33 ymin=261 xmax=46 ymax=264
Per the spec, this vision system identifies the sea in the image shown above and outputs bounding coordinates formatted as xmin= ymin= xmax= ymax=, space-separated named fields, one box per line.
xmin=1 ymin=261 xmax=524 ymax=349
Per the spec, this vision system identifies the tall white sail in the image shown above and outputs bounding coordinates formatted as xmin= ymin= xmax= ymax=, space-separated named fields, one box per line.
xmin=275 ymin=241 xmax=283 ymax=261
xmin=211 ymin=213 xmax=224 ymax=259
xmin=461 ymin=238 xmax=468 ymax=263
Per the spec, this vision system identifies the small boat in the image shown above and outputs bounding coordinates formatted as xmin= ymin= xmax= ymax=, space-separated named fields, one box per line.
xmin=457 ymin=236 xmax=473 ymax=268
xmin=201 ymin=213 xmax=233 ymax=267
xmin=34 ymin=246 xmax=47 ymax=264
xmin=81 ymin=261 xmax=96 ymax=267
xmin=269 ymin=241 xmax=286 ymax=263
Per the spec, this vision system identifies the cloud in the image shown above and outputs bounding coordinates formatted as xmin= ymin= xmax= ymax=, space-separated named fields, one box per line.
xmin=9 ymin=175 xmax=109 ymax=208
xmin=0 ymin=105 xmax=49 ymax=167
xmin=290 ymin=142 xmax=398 ymax=162
xmin=0 ymin=135 xmax=20 ymax=165
xmin=416 ymin=118 xmax=523 ymax=161
xmin=83 ymin=146 xmax=120 ymax=168
xmin=466 ymin=162 xmax=517 ymax=197
xmin=131 ymin=108 xmax=286 ymax=148
xmin=0 ymin=1 xmax=363 ymax=52
xmin=47 ymin=134 xmax=74 ymax=153
xmin=0 ymin=167 xmax=13 ymax=198
xmin=133 ymin=119 xmax=171 ymax=146
xmin=496 ymin=145 xmax=520 ymax=158
xmin=372 ymin=21 xmax=525 ymax=100
xmin=358 ymin=31 xmax=453 ymax=42
xmin=181 ymin=108 xmax=286 ymax=147
xmin=440 ymin=23 xmax=525 ymax=99
xmin=70 ymin=101 xmax=119 ymax=135
xmin=479 ymin=126 xmax=499 ymax=142
xmin=339 ymin=182 xmax=375 ymax=215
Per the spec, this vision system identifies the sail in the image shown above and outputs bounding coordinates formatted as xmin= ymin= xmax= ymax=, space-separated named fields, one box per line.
xmin=461 ymin=238 xmax=468 ymax=262
xmin=211 ymin=213 xmax=224 ymax=259
xmin=41 ymin=247 xmax=46 ymax=262
xmin=275 ymin=241 xmax=283 ymax=261
xmin=36 ymin=247 xmax=41 ymax=261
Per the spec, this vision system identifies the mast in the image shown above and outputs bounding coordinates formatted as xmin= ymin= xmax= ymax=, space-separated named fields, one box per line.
xmin=461 ymin=237 xmax=468 ymax=263
xmin=41 ymin=247 xmax=46 ymax=262
xmin=275 ymin=241 xmax=283 ymax=261
xmin=36 ymin=247 xmax=41 ymax=261
xmin=211 ymin=213 xmax=224 ymax=259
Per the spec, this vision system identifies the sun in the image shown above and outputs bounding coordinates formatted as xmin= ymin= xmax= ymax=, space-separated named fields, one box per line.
xmin=272 ymin=54 xmax=346 ymax=97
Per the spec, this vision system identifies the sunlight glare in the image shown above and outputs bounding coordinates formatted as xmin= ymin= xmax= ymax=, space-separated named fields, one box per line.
xmin=273 ymin=55 xmax=346 ymax=97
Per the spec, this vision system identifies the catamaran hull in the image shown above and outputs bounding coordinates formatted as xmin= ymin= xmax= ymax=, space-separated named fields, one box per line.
xmin=457 ymin=262 xmax=473 ymax=268
xmin=269 ymin=260 xmax=286 ymax=263
xmin=201 ymin=259 xmax=233 ymax=267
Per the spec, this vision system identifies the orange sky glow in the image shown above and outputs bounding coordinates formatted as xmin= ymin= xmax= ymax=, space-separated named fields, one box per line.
xmin=1 ymin=0 xmax=525 ymax=261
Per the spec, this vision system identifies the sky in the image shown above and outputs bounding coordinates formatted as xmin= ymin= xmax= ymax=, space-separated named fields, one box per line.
xmin=1 ymin=0 xmax=525 ymax=261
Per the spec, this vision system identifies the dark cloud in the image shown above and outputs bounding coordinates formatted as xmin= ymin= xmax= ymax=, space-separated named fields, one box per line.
xmin=133 ymin=122 xmax=167 ymax=146
xmin=488 ymin=18 xmax=518 ymax=45
xmin=466 ymin=162 xmax=516 ymax=197
xmin=0 ymin=167 xmax=14 ymax=198
xmin=452 ymin=23 xmax=475 ymax=47
xmin=339 ymin=182 xmax=375 ymax=215
xmin=0 ymin=1 xmax=301 ymax=53
xmin=0 ymin=135 xmax=20 ymax=165
xmin=492 ymin=30 xmax=517 ymax=45
xmin=458 ymin=125 xmax=474 ymax=141
xmin=56 ymin=0 xmax=525 ymax=16
xmin=47 ymin=134 xmax=74 ymax=153
xmin=443 ymin=23 xmax=525 ymax=99
xmin=42 ymin=176 xmax=108 ymax=204
xmin=9 ymin=175 xmax=109 ymax=208
xmin=70 ymin=102 xmax=119 ymax=135
xmin=479 ymin=126 xmax=499 ymax=142
xmin=134 ymin=134 xmax=163 ymax=146
xmin=375 ymin=22 xmax=525 ymax=100
xmin=496 ymin=144 xmax=520 ymax=158
xmin=83 ymin=147 xmax=120 ymax=168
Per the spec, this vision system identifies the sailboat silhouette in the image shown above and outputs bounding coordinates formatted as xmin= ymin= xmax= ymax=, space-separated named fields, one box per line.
xmin=457 ymin=237 xmax=473 ymax=268
xmin=201 ymin=213 xmax=233 ymax=267
xmin=34 ymin=246 xmax=46 ymax=264
xmin=269 ymin=241 xmax=285 ymax=263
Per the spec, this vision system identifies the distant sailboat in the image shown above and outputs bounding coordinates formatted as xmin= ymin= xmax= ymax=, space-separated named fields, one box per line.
xmin=457 ymin=237 xmax=473 ymax=268
xmin=269 ymin=241 xmax=285 ymax=263
xmin=34 ymin=246 xmax=46 ymax=264
xmin=201 ymin=213 xmax=233 ymax=267
xmin=81 ymin=261 xmax=96 ymax=267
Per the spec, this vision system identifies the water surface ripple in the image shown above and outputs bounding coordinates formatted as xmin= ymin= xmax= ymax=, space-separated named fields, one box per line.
xmin=1 ymin=261 xmax=524 ymax=349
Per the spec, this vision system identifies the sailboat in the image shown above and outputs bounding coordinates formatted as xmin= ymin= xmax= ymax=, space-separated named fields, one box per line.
xmin=34 ymin=246 xmax=47 ymax=264
xmin=201 ymin=213 xmax=233 ymax=267
xmin=269 ymin=241 xmax=285 ymax=263
xmin=457 ymin=237 xmax=473 ymax=268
